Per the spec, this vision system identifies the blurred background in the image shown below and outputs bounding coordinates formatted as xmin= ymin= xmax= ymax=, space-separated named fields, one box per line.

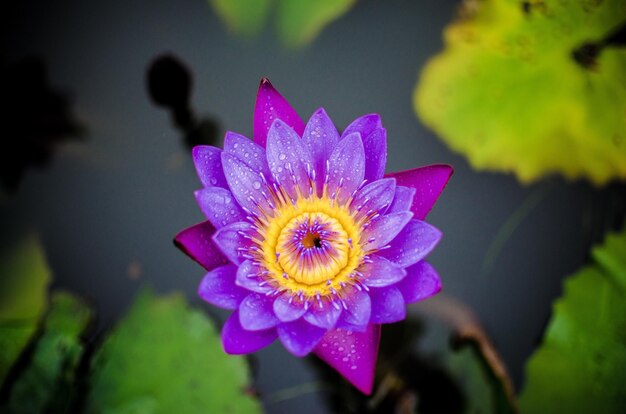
xmin=1 ymin=0 xmax=625 ymax=413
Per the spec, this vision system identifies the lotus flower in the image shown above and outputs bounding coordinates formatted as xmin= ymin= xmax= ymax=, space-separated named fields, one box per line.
xmin=175 ymin=79 xmax=452 ymax=394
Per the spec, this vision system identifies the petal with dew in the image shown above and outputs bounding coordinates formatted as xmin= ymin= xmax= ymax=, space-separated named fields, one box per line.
xmin=277 ymin=318 xmax=327 ymax=357
xmin=221 ymin=152 xmax=272 ymax=214
xmin=235 ymin=260 xmax=272 ymax=294
xmin=397 ymin=261 xmax=442 ymax=303
xmin=303 ymin=300 xmax=342 ymax=329
xmin=174 ymin=221 xmax=230 ymax=271
xmin=342 ymin=113 xmax=382 ymax=141
xmin=212 ymin=221 xmax=253 ymax=265
xmin=273 ymin=293 xmax=307 ymax=322
xmin=327 ymin=132 xmax=365 ymax=205
xmin=369 ymin=286 xmax=406 ymax=323
xmin=387 ymin=186 xmax=416 ymax=213
xmin=239 ymin=293 xmax=280 ymax=331
xmin=198 ymin=265 xmax=248 ymax=310
xmin=253 ymin=78 xmax=305 ymax=148
xmin=338 ymin=289 xmax=371 ymax=331
xmin=380 ymin=219 xmax=442 ymax=268
xmin=223 ymin=131 xmax=271 ymax=178
xmin=362 ymin=128 xmax=387 ymax=182
xmin=193 ymin=145 xmax=228 ymax=188
xmin=302 ymin=108 xmax=340 ymax=193
xmin=222 ymin=310 xmax=277 ymax=355
xmin=350 ymin=178 xmax=396 ymax=217
xmin=314 ymin=324 xmax=381 ymax=395
xmin=360 ymin=255 xmax=407 ymax=288
xmin=385 ymin=164 xmax=453 ymax=220
xmin=195 ymin=187 xmax=246 ymax=228
xmin=362 ymin=211 xmax=413 ymax=251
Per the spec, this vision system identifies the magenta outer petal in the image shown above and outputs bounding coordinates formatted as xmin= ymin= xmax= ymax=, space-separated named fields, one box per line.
xmin=273 ymin=294 xmax=307 ymax=322
xmin=313 ymin=325 xmax=381 ymax=395
xmin=362 ymin=211 xmax=413 ymax=251
xmin=397 ymin=261 xmax=442 ymax=303
xmin=368 ymin=286 xmax=406 ymax=324
xmin=303 ymin=300 xmax=342 ymax=329
xmin=192 ymin=146 xmax=228 ymax=189
xmin=223 ymin=131 xmax=271 ymax=177
xmin=266 ymin=119 xmax=313 ymax=199
xmin=302 ymin=108 xmax=339 ymax=194
xmin=222 ymin=310 xmax=277 ymax=354
xmin=221 ymin=153 xmax=271 ymax=214
xmin=277 ymin=318 xmax=327 ymax=357
xmin=362 ymin=128 xmax=387 ymax=182
xmin=253 ymin=78 xmax=305 ymax=148
xmin=239 ymin=293 xmax=280 ymax=331
xmin=327 ymin=132 xmax=365 ymax=205
xmin=235 ymin=260 xmax=272 ymax=294
xmin=350 ymin=178 xmax=396 ymax=217
xmin=195 ymin=187 xmax=246 ymax=228
xmin=198 ymin=265 xmax=248 ymax=310
xmin=360 ymin=255 xmax=407 ymax=288
xmin=385 ymin=164 xmax=453 ymax=220
xmin=387 ymin=186 xmax=416 ymax=214
xmin=212 ymin=221 xmax=253 ymax=265
xmin=341 ymin=113 xmax=382 ymax=141
xmin=174 ymin=221 xmax=229 ymax=271
xmin=380 ymin=219 xmax=442 ymax=268
xmin=338 ymin=289 xmax=371 ymax=331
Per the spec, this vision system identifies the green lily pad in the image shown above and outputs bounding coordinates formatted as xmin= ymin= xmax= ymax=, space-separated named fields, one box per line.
xmin=207 ymin=0 xmax=356 ymax=47
xmin=415 ymin=0 xmax=626 ymax=185
xmin=0 ymin=235 xmax=51 ymax=384
xmin=519 ymin=229 xmax=626 ymax=412
xmin=5 ymin=292 xmax=92 ymax=413
xmin=85 ymin=288 xmax=262 ymax=414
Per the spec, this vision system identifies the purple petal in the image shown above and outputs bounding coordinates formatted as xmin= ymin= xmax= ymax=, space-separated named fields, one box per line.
xmin=239 ymin=293 xmax=280 ymax=331
xmin=369 ymin=286 xmax=406 ymax=324
xmin=360 ymin=255 xmax=407 ymax=288
xmin=277 ymin=319 xmax=327 ymax=357
xmin=223 ymin=131 xmax=271 ymax=177
xmin=385 ymin=164 xmax=453 ymax=220
xmin=362 ymin=128 xmax=387 ymax=182
xmin=302 ymin=108 xmax=340 ymax=194
xmin=351 ymin=178 xmax=396 ymax=216
xmin=253 ymin=78 xmax=305 ymax=148
xmin=221 ymin=152 xmax=272 ymax=214
xmin=303 ymin=300 xmax=342 ymax=329
xmin=266 ymin=119 xmax=313 ymax=199
xmin=222 ymin=310 xmax=277 ymax=354
xmin=327 ymin=132 xmax=365 ymax=205
xmin=235 ymin=260 xmax=272 ymax=294
xmin=397 ymin=261 xmax=442 ymax=303
xmin=387 ymin=186 xmax=416 ymax=213
xmin=174 ymin=221 xmax=230 ymax=271
xmin=342 ymin=114 xmax=382 ymax=140
xmin=273 ymin=293 xmax=307 ymax=322
xmin=212 ymin=221 xmax=253 ymax=265
xmin=195 ymin=187 xmax=246 ymax=228
xmin=380 ymin=219 xmax=442 ymax=268
xmin=198 ymin=265 xmax=248 ymax=310
xmin=362 ymin=211 xmax=413 ymax=251
xmin=338 ymin=289 xmax=371 ymax=331
xmin=192 ymin=146 xmax=228 ymax=188
xmin=313 ymin=325 xmax=381 ymax=395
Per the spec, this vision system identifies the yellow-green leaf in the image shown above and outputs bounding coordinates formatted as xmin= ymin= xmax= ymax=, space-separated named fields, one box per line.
xmin=415 ymin=0 xmax=626 ymax=185
xmin=519 ymin=229 xmax=626 ymax=412
xmin=208 ymin=0 xmax=272 ymax=36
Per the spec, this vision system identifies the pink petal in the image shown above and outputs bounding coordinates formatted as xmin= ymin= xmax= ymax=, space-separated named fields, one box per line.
xmin=192 ymin=145 xmax=228 ymax=188
xmin=360 ymin=255 xmax=407 ymax=288
xmin=327 ymin=132 xmax=365 ymax=205
xmin=239 ymin=293 xmax=280 ymax=331
xmin=212 ymin=221 xmax=253 ymax=265
xmin=277 ymin=318 xmax=327 ymax=357
xmin=195 ymin=187 xmax=246 ymax=228
xmin=313 ymin=324 xmax=381 ymax=395
xmin=385 ymin=164 xmax=453 ymax=220
xmin=198 ymin=265 xmax=248 ymax=310
xmin=397 ymin=261 xmax=442 ymax=303
xmin=253 ymin=78 xmax=305 ymax=148
xmin=368 ymin=286 xmax=406 ymax=324
xmin=222 ymin=310 xmax=277 ymax=354
xmin=174 ymin=221 xmax=230 ymax=271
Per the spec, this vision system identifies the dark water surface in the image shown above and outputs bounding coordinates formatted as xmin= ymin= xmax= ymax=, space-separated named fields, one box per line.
xmin=1 ymin=0 xmax=616 ymax=412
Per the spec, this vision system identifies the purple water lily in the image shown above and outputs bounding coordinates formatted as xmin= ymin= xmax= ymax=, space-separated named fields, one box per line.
xmin=175 ymin=79 xmax=452 ymax=394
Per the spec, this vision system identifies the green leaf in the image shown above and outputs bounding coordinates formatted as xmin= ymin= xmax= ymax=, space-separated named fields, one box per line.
xmin=519 ymin=229 xmax=626 ymax=413
xmin=276 ymin=0 xmax=357 ymax=48
xmin=85 ymin=288 xmax=262 ymax=414
xmin=208 ymin=0 xmax=272 ymax=36
xmin=5 ymin=292 xmax=92 ymax=413
xmin=0 ymin=235 xmax=51 ymax=384
xmin=415 ymin=0 xmax=626 ymax=185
